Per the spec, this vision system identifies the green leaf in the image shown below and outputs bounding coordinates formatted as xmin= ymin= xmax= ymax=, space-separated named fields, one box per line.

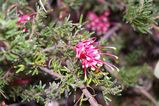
xmin=16 ymin=64 xmax=25 ymax=73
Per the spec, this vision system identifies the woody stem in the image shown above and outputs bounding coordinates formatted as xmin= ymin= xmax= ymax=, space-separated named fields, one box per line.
xmin=39 ymin=67 xmax=99 ymax=106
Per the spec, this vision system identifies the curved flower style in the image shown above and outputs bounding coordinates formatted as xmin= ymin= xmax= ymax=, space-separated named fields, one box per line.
xmin=74 ymin=37 xmax=119 ymax=79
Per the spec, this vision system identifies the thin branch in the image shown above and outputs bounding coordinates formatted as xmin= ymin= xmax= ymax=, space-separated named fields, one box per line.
xmin=0 ymin=68 xmax=12 ymax=80
xmin=139 ymin=0 xmax=145 ymax=10
xmin=39 ymin=67 xmax=64 ymax=78
xmin=39 ymin=0 xmax=47 ymax=13
xmin=74 ymin=93 xmax=84 ymax=106
xmin=79 ymin=84 xmax=99 ymax=106
xmin=6 ymin=3 xmax=18 ymax=15
xmin=99 ymin=24 xmax=121 ymax=43
xmin=39 ymin=67 xmax=99 ymax=106
xmin=152 ymin=24 xmax=159 ymax=31
xmin=0 ymin=90 xmax=7 ymax=99
xmin=29 ymin=21 xmax=36 ymax=40
xmin=154 ymin=15 xmax=159 ymax=20
xmin=42 ymin=45 xmax=56 ymax=52
xmin=135 ymin=86 xmax=157 ymax=106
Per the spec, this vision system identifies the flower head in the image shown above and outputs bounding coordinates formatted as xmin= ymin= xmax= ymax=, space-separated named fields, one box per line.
xmin=86 ymin=11 xmax=111 ymax=35
xmin=74 ymin=37 xmax=118 ymax=79
xmin=17 ymin=15 xmax=31 ymax=24
xmin=16 ymin=14 xmax=32 ymax=32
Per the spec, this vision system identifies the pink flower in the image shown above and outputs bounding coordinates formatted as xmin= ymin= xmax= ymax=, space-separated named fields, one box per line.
xmin=86 ymin=11 xmax=111 ymax=35
xmin=16 ymin=15 xmax=31 ymax=32
xmin=102 ymin=11 xmax=110 ymax=17
xmin=74 ymin=37 xmax=119 ymax=79
xmin=87 ymin=12 xmax=98 ymax=21
xmin=17 ymin=15 xmax=31 ymax=24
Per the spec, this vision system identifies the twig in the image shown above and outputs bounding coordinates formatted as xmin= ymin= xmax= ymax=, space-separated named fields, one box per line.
xmin=42 ymin=45 xmax=56 ymax=52
xmin=99 ymin=24 xmax=121 ymax=43
xmin=135 ymin=86 xmax=157 ymax=106
xmin=39 ymin=67 xmax=99 ymax=106
xmin=29 ymin=8 xmax=37 ymax=40
xmin=29 ymin=21 xmax=36 ymax=40
xmin=39 ymin=0 xmax=47 ymax=13
xmin=6 ymin=3 xmax=18 ymax=13
xmin=74 ymin=93 xmax=84 ymax=106
xmin=0 ymin=90 xmax=7 ymax=99
xmin=139 ymin=0 xmax=145 ymax=9
xmin=26 ymin=6 xmax=35 ymax=13
xmin=0 ymin=68 xmax=12 ymax=80
xmin=154 ymin=15 xmax=159 ymax=20
xmin=79 ymin=84 xmax=99 ymax=106
xmin=152 ymin=24 xmax=159 ymax=31
xmin=39 ymin=67 xmax=64 ymax=78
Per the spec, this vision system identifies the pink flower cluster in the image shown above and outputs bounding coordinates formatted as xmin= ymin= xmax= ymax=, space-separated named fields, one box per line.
xmin=74 ymin=37 xmax=118 ymax=79
xmin=17 ymin=15 xmax=31 ymax=32
xmin=17 ymin=15 xmax=31 ymax=24
xmin=86 ymin=11 xmax=110 ymax=35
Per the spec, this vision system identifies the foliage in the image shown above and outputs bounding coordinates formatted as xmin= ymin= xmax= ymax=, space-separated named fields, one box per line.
xmin=0 ymin=0 xmax=122 ymax=105
xmin=64 ymin=0 xmax=83 ymax=10
xmin=0 ymin=69 xmax=8 ymax=99
xmin=124 ymin=0 xmax=155 ymax=33
xmin=119 ymin=64 xmax=151 ymax=86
